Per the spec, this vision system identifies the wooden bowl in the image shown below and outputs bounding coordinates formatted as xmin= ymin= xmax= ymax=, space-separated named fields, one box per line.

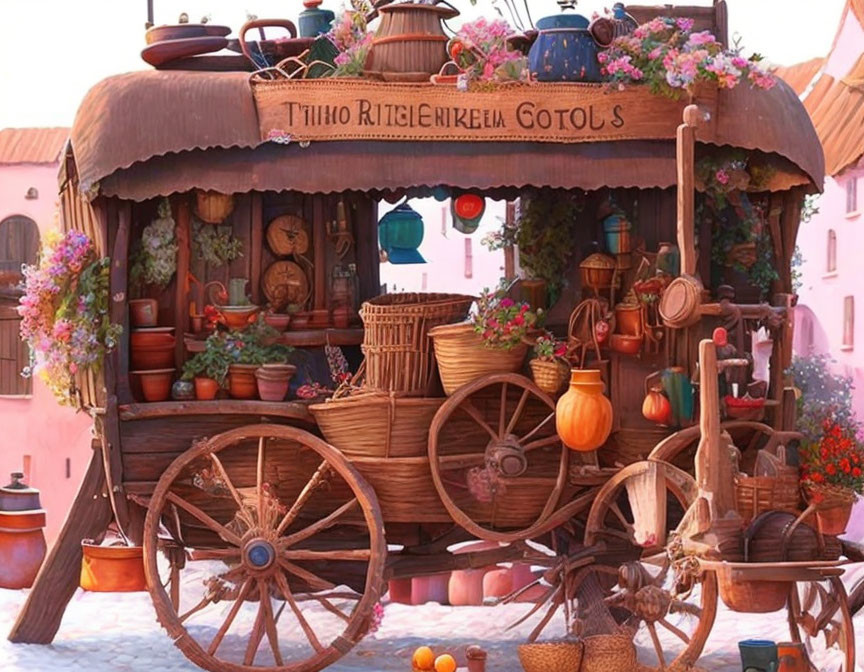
xmin=610 ymin=333 xmax=642 ymax=355
xmin=145 ymin=23 xmax=231 ymax=45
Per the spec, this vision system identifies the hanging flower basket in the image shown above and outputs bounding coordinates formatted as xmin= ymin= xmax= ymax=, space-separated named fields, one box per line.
xmin=805 ymin=483 xmax=856 ymax=536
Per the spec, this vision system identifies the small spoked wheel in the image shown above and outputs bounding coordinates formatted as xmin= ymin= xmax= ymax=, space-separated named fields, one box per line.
xmin=143 ymin=424 xmax=386 ymax=672
xmin=428 ymin=373 xmax=569 ymax=542
xmin=788 ymin=578 xmax=856 ymax=672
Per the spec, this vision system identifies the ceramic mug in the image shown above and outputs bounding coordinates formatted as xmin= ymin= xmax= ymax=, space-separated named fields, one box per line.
xmin=739 ymin=639 xmax=778 ymax=672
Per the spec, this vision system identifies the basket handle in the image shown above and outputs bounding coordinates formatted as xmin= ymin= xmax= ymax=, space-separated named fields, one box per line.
xmin=239 ymin=18 xmax=298 ymax=67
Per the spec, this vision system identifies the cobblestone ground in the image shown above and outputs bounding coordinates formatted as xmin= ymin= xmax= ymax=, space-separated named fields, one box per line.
xmin=1 ymin=563 xmax=862 ymax=672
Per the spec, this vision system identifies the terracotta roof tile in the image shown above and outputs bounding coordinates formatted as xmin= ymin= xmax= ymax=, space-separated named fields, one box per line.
xmin=0 ymin=127 xmax=69 ymax=165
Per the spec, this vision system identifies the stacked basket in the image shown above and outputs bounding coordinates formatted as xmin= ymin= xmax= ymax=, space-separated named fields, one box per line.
xmin=310 ymin=293 xmax=474 ymax=522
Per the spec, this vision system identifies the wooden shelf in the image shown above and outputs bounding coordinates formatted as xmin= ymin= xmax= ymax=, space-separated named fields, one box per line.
xmin=118 ymin=399 xmax=315 ymax=423
xmin=183 ymin=328 xmax=365 ymax=352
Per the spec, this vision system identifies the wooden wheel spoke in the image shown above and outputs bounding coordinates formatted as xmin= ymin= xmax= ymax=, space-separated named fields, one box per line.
xmin=670 ymin=600 xmax=701 ymax=618
xmin=188 ymin=548 xmax=241 ymax=562
xmin=281 ymin=498 xmax=359 ymax=548
xmin=519 ymin=412 xmax=555 ymax=444
xmin=608 ymin=502 xmax=633 ymax=532
xmin=244 ymin=593 xmax=267 ymax=666
xmin=458 ymin=400 xmax=498 ymax=441
xmin=438 ymin=453 xmax=485 ymax=470
xmin=523 ymin=434 xmax=561 ymax=452
xmin=279 ymin=559 xmax=337 ymax=591
xmin=179 ymin=594 xmax=214 ymax=624
xmin=210 ymin=453 xmax=247 ymax=516
xmin=166 ymin=492 xmax=242 ymax=547
xmin=283 ymin=548 xmax=371 ymax=562
xmin=315 ymin=596 xmax=351 ymax=622
xmin=208 ymin=578 xmax=253 ymax=656
xmin=507 ymin=585 xmax=558 ymax=631
xmin=259 ymin=579 xmax=284 ymax=666
xmin=528 ymin=598 xmax=561 ymax=643
xmin=276 ymin=460 xmax=332 ymax=536
xmin=596 ymin=527 xmax=633 ymax=542
xmin=647 ymin=622 xmax=667 ymax=670
xmin=498 ymin=382 xmax=509 ymax=438
xmin=274 ymin=572 xmax=325 ymax=653
xmin=257 ymin=436 xmax=266 ymax=527
xmin=505 ymin=388 xmax=532 ymax=436
xmin=659 ymin=617 xmax=690 ymax=644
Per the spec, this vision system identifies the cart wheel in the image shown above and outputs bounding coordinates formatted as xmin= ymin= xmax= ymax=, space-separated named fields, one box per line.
xmin=788 ymin=578 xmax=856 ymax=672
xmin=143 ymin=424 xmax=387 ymax=672
xmin=428 ymin=373 xmax=569 ymax=543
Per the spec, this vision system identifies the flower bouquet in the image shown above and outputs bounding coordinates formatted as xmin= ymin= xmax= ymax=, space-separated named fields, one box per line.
xmin=444 ymin=18 xmax=528 ymax=89
xmin=599 ymin=16 xmax=775 ymax=98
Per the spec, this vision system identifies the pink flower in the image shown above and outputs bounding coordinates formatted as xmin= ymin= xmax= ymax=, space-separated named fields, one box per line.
xmin=676 ymin=17 xmax=695 ymax=32
xmin=716 ymin=169 xmax=730 ymax=185
xmin=687 ymin=30 xmax=716 ymax=46
xmin=500 ymin=297 xmax=515 ymax=308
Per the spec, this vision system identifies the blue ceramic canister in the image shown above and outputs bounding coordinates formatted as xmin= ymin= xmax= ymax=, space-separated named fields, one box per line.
xmin=603 ymin=213 xmax=632 ymax=255
xmin=529 ymin=12 xmax=603 ymax=82
xmin=299 ymin=0 xmax=335 ymax=38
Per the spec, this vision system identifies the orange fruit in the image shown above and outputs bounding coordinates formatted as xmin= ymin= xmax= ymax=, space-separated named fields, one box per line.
xmin=412 ymin=646 xmax=435 ymax=671
xmin=434 ymin=654 xmax=457 ymax=672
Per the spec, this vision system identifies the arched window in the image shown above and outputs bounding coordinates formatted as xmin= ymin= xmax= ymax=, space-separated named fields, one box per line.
xmin=827 ymin=229 xmax=837 ymax=273
xmin=0 ymin=215 xmax=39 ymax=396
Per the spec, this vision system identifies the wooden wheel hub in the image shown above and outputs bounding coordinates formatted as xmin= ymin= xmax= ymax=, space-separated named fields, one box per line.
xmin=485 ymin=435 xmax=528 ymax=478
xmin=243 ymin=538 xmax=277 ymax=571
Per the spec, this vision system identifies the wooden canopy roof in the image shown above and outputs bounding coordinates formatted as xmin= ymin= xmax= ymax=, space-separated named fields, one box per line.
xmin=67 ymin=70 xmax=824 ymax=201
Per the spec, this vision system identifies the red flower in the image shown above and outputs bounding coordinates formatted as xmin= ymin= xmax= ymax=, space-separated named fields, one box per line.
xmin=853 ymin=467 xmax=862 ymax=478
xmin=514 ymin=314 xmax=525 ymax=326
xmin=810 ymin=472 xmax=825 ymax=483
xmin=840 ymin=458 xmax=851 ymax=473
xmin=825 ymin=463 xmax=837 ymax=475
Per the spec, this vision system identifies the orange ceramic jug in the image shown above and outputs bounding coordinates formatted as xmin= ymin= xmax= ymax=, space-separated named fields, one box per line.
xmin=0 ymin=473 xmax=47 ymax=589
xmin=555 ymin=369 xmax=613 ymax=452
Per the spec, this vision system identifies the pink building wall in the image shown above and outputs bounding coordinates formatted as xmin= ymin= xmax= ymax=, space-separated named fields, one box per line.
xmin=0 ymin=162 xmax=93 ymax=546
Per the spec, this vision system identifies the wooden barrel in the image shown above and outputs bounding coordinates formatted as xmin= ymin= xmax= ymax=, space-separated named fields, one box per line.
xmin=364 ymin=3 xmax=459 ymax=82
xmin=659 ymin=275 xmax=702 ymax=328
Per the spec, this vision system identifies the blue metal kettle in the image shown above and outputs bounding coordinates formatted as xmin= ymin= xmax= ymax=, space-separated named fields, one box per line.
xmin=529 ymin=10 xmax=603 ymax=82
xmin=299 ymin=0 xmax=335 ymax=38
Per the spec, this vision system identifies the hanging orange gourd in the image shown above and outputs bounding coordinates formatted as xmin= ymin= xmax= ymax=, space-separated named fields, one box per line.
xmin=642 ymin=386 xmax=672 ymax=425
xmin=555 ymin=369 xmax=613 ymax=452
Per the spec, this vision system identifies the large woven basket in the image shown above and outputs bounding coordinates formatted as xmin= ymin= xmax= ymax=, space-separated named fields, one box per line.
xmin=309 ymin=392 xmax=444 ymax=458
xmin=517 ymin=641 xmax=583 ymax=672
xmin=429 ymin=322 xmax=528 ymax=396
xmin=735 ymin=473 xmax=800 ymax=523
xmin=580 ymin=634 xmax=637 ymax=672
xmin=360 ymin=293 xmax=474 ymax=395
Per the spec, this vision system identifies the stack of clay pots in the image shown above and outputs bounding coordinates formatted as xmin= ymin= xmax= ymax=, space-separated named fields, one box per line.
xmin=129 ymin=298 xmax=175 ymax=402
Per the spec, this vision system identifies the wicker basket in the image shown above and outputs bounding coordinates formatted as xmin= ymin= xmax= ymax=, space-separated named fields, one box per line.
xmin=529 ymin=359 xmax=569 ymax=395
xmin=429 ymin=323 xmax=528 ymax=396
xmin=517 ymin=641 xmax=584 ymax=672
xmin=735 ymin=473 xmax=801 ymax=523
xmin=309 ymin=393 xmax=444 ymax=458
xmin=580 ymin=634 xmax=637 ymax=672
xmin=360 ymin=293 xmax=474 ymax=395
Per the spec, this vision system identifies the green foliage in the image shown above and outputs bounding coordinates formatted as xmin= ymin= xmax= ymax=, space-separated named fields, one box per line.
xmin=192 ymin=222 xmax=243 ymax=268
xmin=130 ymin=199 xmax=178 ymax=292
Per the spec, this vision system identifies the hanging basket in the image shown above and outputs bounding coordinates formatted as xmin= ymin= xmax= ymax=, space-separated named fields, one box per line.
xmin=529 ymin=359 xmax=569 ymax=394
xmin=805 ymin=483 xmax=856 ymax=535
xmin=80 ymin=541 xmax=146 ymax=592
xmin=429 ymin=323 xmax=527 ymax=396
xmin=194 ymin=190 xmax=235 ymax=224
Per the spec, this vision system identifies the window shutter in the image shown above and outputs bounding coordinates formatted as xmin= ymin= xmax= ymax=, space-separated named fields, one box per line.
xmin=0 ymin=302 xmax=30 ymax=395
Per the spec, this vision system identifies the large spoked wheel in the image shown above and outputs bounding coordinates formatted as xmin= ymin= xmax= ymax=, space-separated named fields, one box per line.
xmin=582 ymin=461 xmax=714 ymax=670
xmin=143 ymin=424 xmax=387 ymax=672
xmin=428 ymin=373 xmax=569 ymax=543
xmin=788 ymin=578 xmax=856 ymax=672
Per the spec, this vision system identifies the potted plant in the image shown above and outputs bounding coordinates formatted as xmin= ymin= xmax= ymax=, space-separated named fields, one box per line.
xmin=529 ymin=336 xmax=569 ymax=394
xmin=181 ymin=335 xmax=234 ymax=400
xmin=429 ymin=283 xmax=539 ymax=396
xmin=800 ymin=415 xmax=864 ymax=535
xmin=223 ymin=318 xmax=294 ymax=400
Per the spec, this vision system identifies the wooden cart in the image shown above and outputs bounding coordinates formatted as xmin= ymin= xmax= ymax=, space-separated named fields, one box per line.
xmin=8 ymin=5 xmax=851 ymax=671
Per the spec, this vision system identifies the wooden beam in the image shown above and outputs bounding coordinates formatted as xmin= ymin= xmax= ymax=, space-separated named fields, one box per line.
xmin=250 ymin=193 xmax=263 ymax=305
xmin=676 ymin=106 xmax=701 ymax=277
xmin=111 ymin=201 xmax=133 ymax=405
xmin=173 ymin=197 xmax=191 ymax=370
xmin=312 ymin=195 xmax=327 ymax=313
xmin=8 ymin=447 xmax=113 ymax=643
xmin=504 ymin=201 xmax=517 ymax=280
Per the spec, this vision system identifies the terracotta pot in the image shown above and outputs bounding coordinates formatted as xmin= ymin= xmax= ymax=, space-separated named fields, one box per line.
xmin=777 ymin=642 xmax=809 ymax=672
xmin=263 ymin=312 xmax=291 ymax=331
xmin=129 ymin=299 xmax=158 ymax=328
xmin=448 ymin=568 xmax=488 ymax=606
xmin=466 ymin=646 xmax=487 ymax=672
xmin=555 ymin=369 xmax=613 ymax=452
xmin=228 ymin=364 xmax=258 ymax=400
xmin=194 ymin=377 xmax=220 ymax=400
xmin=133 ymin=369 xmax=175 ymax=402
xmin=219 ymin=305 xmax=260 ymax=330
xmin=80 ymin=542 xmax=147 ymax=592
xmin=290 ymin=312 xmax=311 ymax=329
xmin=255 ymin=365 xmax=296 ymax=402
xmin=411 ymin=573 xmax=450 ymax=605
xmin=0 ymin=510 xmax=47 ymax=589
xmin=815 ymin=501 xmax=853 ymax=536
xmin=614 ymin=303 xmax=642 ymax=336
xmin=482 ymin=567 xmax=513 ymax=600
xmin=131 ymin=345 xmax=175 ymax=371
xmin=130 ymin=327 xmax=175 ymax=348
xmin=387 ymin=577 xmax=413 ymax=605
xmin=610 ymin=333 xmax=642 ymax=355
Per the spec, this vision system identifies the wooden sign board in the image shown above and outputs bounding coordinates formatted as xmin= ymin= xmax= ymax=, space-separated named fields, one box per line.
xmin=252 ymin=79 xmax=691 ymax=145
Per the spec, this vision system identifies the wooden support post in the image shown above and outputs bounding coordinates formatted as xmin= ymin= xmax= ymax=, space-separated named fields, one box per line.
xmin=769 ymin=293 xmax=796 ymax=428
xmin=8 ymin=446 xmax=113 ymax=643
xmin=250 ymin=193 xmax=263 ymax=305
xmin=676 ymin=105 xmax=701 ymax=278
xmin=504 ymin=201 xmax=517 ymax=281
xmin=174 ymin=197 xmax=191 ymax=370
xmin=111 ymin=202 xmax=132 ymax=405
xmin=312 ymin=195 xmax=327 ymax=315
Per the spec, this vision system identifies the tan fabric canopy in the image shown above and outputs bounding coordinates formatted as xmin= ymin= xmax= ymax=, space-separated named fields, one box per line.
xmin=69 ymin=70 xmax=824 ymax=199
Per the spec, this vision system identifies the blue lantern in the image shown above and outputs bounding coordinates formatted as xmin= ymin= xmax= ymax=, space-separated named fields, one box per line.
xmin=378 ymin=203 xmax=426 ymax=264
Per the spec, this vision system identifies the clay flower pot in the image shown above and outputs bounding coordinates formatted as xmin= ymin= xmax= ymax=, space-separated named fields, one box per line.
xmin=133 ymin=368 xmax=175 ymax=402
xmin=555 ymin=369 xmax=613 ymax=452
xmin=263 ymin=312 xmax=291 ymax=331
xmin=194 ymin=377 xmax=220 ymax=401
xmin=0 ymin=510 xmax=47 ymax=589
xmin=80 ymin=542 xmax=146 ymax=592
xmin=219 ymin=305 xmax=260 ymax=330
xmin=129 ymin=299 xmax=158 ymax=328
xmin=130 ymin=327 xmax=176 ymax=370
xmin=228 ymin=364 xmax=259 ymax=400
xmin=255 ymin=364 xmax=297 ymax=402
